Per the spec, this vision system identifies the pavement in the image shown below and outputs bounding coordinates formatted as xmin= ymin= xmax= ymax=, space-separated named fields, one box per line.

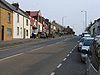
xmin=0 ymin=35 xmax=73 ymax=48
xmin=0 ymin=38 xmax=36 ymax=48
xmin=87 ymin=63 xmax=99 ymax=75
xmin=0 ymin=38 xmax=54 ymax=48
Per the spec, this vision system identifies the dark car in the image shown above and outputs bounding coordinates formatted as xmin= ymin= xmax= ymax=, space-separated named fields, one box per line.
xmin=40 ymin=32 xmax=46 ymax=38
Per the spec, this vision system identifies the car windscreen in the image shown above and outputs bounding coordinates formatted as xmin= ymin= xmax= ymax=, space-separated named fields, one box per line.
xmin=83 ymin=39 xmax=93 ymax=46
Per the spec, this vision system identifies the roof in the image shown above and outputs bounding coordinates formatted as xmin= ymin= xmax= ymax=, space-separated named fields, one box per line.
xmin=52 ymin=20 xmax=64 ymax=29
xmin=0 ymin=0 xmax=16 ymax=11
xmin=97 ymin=18 xmax=100 ymax=22
xmin=26 ymin=10 xmax=41 ymax=17
xmin=18 ymin=8 xmax=29 ymax=18
xmin=0 ymin=0 xmax=29 ymax=18
xmin=30 ymin=11 xmax=39 ymax=16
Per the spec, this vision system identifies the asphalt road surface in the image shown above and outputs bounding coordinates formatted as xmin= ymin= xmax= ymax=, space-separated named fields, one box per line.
xmin=53 ymin=45 xmax=86 ymax=75
xmin=0 ymin=36 xmax=80 ymax=75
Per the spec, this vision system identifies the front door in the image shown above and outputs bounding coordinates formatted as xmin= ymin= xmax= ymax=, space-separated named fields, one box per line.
xmin=1 ymin=26 xmax=4 ymax=40
xmin=24 ymin=28 xmax=25 ymax=38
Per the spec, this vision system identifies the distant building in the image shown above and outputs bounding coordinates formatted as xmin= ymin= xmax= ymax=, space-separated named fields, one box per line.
xmin=45 ymin=19 xmax=51 ymax=37
xmin=51 ymin=20 xmax=64 ymax=33
xmin=26 ymin=10 xmax=43 ymax=38
xmin=89 ymin=18 xmax=100 ymax=36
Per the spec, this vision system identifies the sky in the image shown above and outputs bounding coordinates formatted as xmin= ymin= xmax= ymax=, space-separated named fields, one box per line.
xmin=6 ymin=0 xmax=100 ymax=35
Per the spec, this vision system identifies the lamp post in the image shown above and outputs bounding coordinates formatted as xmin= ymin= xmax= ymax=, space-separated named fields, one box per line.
xmin=81 ymin=11 xmax=87 ymax=30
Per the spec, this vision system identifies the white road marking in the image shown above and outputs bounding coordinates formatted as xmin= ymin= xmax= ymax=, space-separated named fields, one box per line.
xmin=51 ymin=72 xmax=55 ymax=75
xmin=63 ymin=58 xmax=67 ymax=61
xmin=57 ymin=63 xmax=62 ymax=68
xmin=0 ymin=53 xmax=24 ymax=62
xmin=74 ymin=45 xmax=77 ymax=49
xmin=67 ymin=54 xmax=70 ymax=57
xmin=71 ymin=49 xmax=74 ymax=52
xmin=70 ymin=51 xmax=72 ymax=54
xmin=30 ymin=46 xmax=45 ymax=52
xmin=90 ymin=64 xmax=98 ymax=72
xmin=71 ymin=45 xmax=77 ymax=52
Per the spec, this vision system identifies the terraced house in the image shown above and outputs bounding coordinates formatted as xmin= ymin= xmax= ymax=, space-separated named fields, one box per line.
xmin=12 ymin=3 xmax=31 ymax=39
xmin=0 ymin=0 xmax=31 ymax=40
xmin=26 ymin=10 xmax=43 ymax=38
xmin=0 ymin=0 xmax=13 ymax=41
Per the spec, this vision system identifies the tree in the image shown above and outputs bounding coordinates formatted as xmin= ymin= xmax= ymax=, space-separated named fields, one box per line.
xmin=64 ymin=26 xmax=75 ymax=35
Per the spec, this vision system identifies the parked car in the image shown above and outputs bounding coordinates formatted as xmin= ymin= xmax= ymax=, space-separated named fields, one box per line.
xmin=80 ymin=37 xmax=93 ymax=63
xmin=40 ymin=32 xmax=47 ymax=38
xmin=77 ymin=37 xmax=93 ymax=52
xmin=84 ymin=34 xmax=91 ymax=37
xmin=82 ymin=32 xmax=90 ymax=37
xmin=77 ymin=37 xmax=84 ymax=52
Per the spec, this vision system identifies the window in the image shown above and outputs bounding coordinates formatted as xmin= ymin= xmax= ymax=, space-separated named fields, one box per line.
xmin=8 ymin=13 xmax=11 ymax=23
xmin=26 ymin=30 xmax=28 ymax=36
xmin=97 ymin=26 xmax=100 ymax=30
xmin=17 ymin=14 xmax=19 ymax=23
xmin=26 ymin=19 xmax=28 ymax=26
xmin=17 ymin=27 xmax=19 ymax=35
xmin=20 ymin=27 xmax=22 ymax=37
xmin=38 ymin=16 xmax=42 ymax=23
xmin=34 ymin=21 xmax=36 ymax=26
xmin=7 ymin=28 xmax=12 ymax=36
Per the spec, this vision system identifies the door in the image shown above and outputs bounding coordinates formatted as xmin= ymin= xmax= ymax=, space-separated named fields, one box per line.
xmin=1 ymin=26 xmax=4 ymax=40
xmin=24 ymin=28 xmax=25 ymax=38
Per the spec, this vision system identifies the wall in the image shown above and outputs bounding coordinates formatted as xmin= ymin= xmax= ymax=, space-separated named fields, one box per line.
xmin=23 ymin=17 xmax=30 ymax=39
xmin=0 ymin=8 xmax=13 ymax=41
xmin=38 ymin=22 xmax=42 ymax=32
xmin=13 ymin=12 xmax=24 ymax=39
xmin=90 ymin=24 xmax=95 ymax=36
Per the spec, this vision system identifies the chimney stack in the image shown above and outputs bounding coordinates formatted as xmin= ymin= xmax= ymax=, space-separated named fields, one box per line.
xmin=12 ymin=3 xmax=19 ymax=10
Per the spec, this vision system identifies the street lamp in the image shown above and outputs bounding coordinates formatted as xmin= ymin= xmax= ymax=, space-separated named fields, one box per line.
xmin=81 ymin=11 xmax=87 ymax=30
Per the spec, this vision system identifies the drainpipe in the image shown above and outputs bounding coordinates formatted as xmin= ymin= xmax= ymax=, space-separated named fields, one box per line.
xmin=0 ymin=7 xmax=1 ymax=25
xmin=23 ymin=16 xmax=25 ymax=39
xmin=0 ymin=8 xmax=1 ymax=40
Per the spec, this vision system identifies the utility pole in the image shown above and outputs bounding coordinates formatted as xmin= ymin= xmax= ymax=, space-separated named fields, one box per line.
xmin=81 ymin=11 xmax=87 ymax=31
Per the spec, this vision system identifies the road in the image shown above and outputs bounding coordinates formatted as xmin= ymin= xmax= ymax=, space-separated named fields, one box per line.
xmin=0 ymin=36 xmax=81 ymax=75
xmin=0 ymin=37 xmax=68 ymax=59
xmin=53 ymin=45 xmax=86 ymax=75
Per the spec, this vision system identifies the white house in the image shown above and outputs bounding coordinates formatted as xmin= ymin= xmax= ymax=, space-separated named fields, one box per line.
xmin=12 ymin=3 xmax=30 ymax=39
xmin=13 ymin=12 xmax=24 ymax=39
xmin=23 ymin=16 xmax=31 ymax=39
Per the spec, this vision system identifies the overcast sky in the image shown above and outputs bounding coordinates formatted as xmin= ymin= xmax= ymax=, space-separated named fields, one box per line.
xmin=6 ymin=0 xmax=100 ymax=35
